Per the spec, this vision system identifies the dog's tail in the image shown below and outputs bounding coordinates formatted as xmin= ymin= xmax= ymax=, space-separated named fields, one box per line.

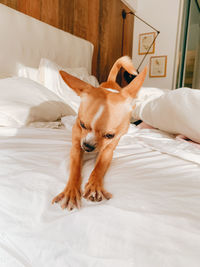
xmin=107 ymin=56 xmax=138 ymax=83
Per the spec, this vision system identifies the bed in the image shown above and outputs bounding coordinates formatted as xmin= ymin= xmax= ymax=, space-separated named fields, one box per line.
xmin=0 ymin=4 xmax=200 ymax=267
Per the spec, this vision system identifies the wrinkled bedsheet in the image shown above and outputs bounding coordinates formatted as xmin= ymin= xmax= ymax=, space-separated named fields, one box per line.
xmin=0 ymin=117 xmax=200 ymax=267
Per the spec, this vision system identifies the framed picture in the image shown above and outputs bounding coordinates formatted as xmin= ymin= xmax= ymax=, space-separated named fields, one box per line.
xmin=149 ymin=56 xmax=167 ymax=78
xmin=138 ymin=32 xmax=156 ymax=55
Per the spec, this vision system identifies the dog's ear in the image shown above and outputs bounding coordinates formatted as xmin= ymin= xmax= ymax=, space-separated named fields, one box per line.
xmin=121 ymin=66 xmax=147 ymax=99
xmin=60 ymin=70 xmax=93 ymax=96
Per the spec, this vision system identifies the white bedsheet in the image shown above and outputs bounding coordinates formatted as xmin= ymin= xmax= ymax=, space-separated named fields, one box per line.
xmin=0 ymin=119 xmax=200 ymax=267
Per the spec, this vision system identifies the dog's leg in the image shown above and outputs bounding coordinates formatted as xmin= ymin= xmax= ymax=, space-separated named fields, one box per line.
xmin=83 ymin=140 xmax=119 ymax=202
xmin=52 ymin=122 xmax=83 ymax=210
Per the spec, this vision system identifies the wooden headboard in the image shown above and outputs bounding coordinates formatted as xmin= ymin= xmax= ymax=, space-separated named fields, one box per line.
xmin=0 ymin=0 xmax=134 ymax=83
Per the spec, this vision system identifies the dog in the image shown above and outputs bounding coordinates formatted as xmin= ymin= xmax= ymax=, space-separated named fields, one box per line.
xmin=52 ymin=56 xmax=147 ymax=211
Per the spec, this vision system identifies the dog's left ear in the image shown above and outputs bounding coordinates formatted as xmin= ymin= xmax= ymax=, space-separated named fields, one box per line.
xmin=60 ymin=70 xmax=93 ymax=96
xmin=121 ymin=66 xmax=147 ymax=99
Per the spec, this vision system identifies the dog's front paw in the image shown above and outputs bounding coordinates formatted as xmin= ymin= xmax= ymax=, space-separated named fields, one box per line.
xmin=83 ymin=181 xmax=112 ymax=202
xmin=52 ymin=186 xmax=81 ymax=211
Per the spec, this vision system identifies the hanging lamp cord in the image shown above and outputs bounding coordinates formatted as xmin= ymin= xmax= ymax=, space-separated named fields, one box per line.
xmin=122 ymin=9 xmax=160 ymax=73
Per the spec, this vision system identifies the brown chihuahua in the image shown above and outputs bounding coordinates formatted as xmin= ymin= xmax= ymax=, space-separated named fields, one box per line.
xmin=52 ymin=56 xmax=147 ymax=211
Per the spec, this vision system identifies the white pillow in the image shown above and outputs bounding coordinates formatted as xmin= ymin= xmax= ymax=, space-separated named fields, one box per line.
xmin=38 ymin=58 xmax=99 ymax=113
xmin=0 ymin=77 xmax=75 ymax=127
xmin=132 ymin=86 xmax=169 ymax=121
xmin=140 ymin=88 xmax=200 ymax=143
xmin=16 ymin=63 xmax=39 ymax=83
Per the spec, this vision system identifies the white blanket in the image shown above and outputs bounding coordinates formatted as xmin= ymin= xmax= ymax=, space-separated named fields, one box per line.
xmin=0 ymin=120 xmax=200 ymax=267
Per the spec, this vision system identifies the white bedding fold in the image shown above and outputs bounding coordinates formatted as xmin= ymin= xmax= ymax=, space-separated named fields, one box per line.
xmin=61 ymin=116 xmax=200 ymax=165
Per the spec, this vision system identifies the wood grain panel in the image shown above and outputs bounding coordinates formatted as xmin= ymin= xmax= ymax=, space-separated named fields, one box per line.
xmin=122 ymin=8 xmax=134 ymax=56
xmin=41 ymin=0 xmax=59 ymax=28
xmin=0 ymin=0 xmax=17 ymax=9
xmin=58 ymin=0 xmax=74 ymax=32
xmin=73 ymin=0 xmax=88 ymax=38
xmin=98 ymin=0 xmax=132 ymax=83
xmin=17 ymin=0 xmax=41 ymax=20
xmin=87 ymin=0 xmax=99 ymax=76
xmin=121 ymin=6 xmax=134 ymax=86
xmin=72 ymin=0 xmax=99 ymax=77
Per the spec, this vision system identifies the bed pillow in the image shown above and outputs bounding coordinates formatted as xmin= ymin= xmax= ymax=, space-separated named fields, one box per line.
xmin=16 ymin=63 xmax=39 ymax=83
xmin=131 ymin=86 xmax=169 ymax=121
xmin=38 ymin=58 xmax=99 ymax=113
xmin=0 ymin=77 xmax=75 ymax=127
xmin=140 ymin=87 xmax=200 ymax=143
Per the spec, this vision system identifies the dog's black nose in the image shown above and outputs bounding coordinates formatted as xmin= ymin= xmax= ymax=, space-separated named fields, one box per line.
xmin=83 ymin=142 xmax=95 ymax=152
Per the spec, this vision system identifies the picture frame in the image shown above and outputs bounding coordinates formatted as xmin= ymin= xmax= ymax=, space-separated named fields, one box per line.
xmin=149 ymin=56 xmax=167 ymax=78
xmin=138 ymin=32 xmax=156 ymax=55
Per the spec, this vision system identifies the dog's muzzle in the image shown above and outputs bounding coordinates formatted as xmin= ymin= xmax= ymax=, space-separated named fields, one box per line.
xmin=82 ymin=142 xmax=96 ymax=152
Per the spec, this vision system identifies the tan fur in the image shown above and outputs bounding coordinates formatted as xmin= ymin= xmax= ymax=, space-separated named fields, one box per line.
xmin=107 ymin=56 xmax=138 ymax=83
xmin=100 ymin=81 xmax=121 ymax=91
xmin=52 ymin=56 xmax=147 ymax=210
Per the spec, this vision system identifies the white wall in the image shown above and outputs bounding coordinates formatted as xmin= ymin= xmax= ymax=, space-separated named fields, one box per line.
xmin=121 ymin=0 xmax=137 ymax=11
xmin=127 ymin=0 xmax=181 ymax=89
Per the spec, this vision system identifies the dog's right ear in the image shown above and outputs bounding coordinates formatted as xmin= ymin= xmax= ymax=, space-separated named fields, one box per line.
xmin=60 ymin=70 xmax=93 ymax=96
xmin=121 ymin=66 xmax=147 ymax=99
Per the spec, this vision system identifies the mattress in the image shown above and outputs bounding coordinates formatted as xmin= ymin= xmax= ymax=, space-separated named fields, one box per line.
xmin=0 ymin=118 xmax=200 ymax=267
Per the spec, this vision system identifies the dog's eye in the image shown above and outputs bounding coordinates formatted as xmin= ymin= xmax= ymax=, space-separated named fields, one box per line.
xmin=104 ymin=133 xmax=115 ymax=139
xmin=80 ymin=121 xmax=87 ymax=129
